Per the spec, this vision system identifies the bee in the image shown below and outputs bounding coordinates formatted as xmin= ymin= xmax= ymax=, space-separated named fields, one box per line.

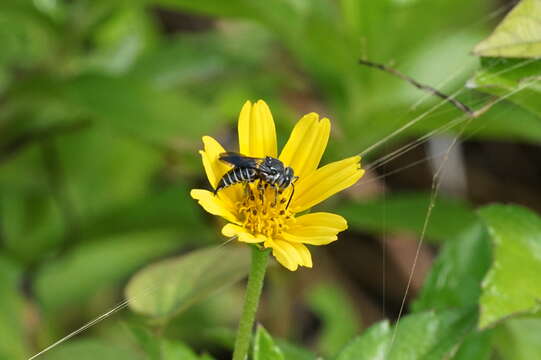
xmin=214 ymin=152 xmax=298 ymax=208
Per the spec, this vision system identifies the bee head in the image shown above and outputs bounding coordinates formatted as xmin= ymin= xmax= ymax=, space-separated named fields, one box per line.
xmin=282 ymin=166 xmax=298 ymax=188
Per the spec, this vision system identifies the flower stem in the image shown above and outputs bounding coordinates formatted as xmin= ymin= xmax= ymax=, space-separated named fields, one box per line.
xmin=232 ymin=246 xmax=270 ymax=360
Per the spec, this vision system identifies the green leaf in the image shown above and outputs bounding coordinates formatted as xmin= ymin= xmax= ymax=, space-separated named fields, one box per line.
xmin=64 ymin=73 xmax=213 ymax=143
xmin=477 ymin=204 xmax=541 ymax=328
xmin=0 ymin=255 xmax=27 ymax=360
xmin=85 ymin=6 xmax=157 ymax=74
xmin=473 ymin=0 xmax=541 ymax=58
xmin=253 ymin=325 xmax=285 ymax=360
xmin=412 ymin=222 xmax=491 ymax=312
xmin=493 ymin=316 xmax=541 ymax=360
xmin=126 ymin=245 xmax=250 ymax=317
xmin=81 ymin=186 xmax=210 ymax=242
xmin=451 ymin=330 xmax=493 ymax=360
xmin=306 ymin=284 xmax=360 ymax=356
xmin=160 ymin=339 xmax=200 ymax=360
xmin=469 ymin=57 xmax=541 ymax=118
xmin=339 ymin=192 xmax=477 ymax=243
xmin=0 ymin=180 xmax=64 ymax=263
xmin=41 ymin=339 xmax=143 ymax=360
xmin=335 ymin=308 xmax=477 ymax=360
xmin=275 ymin=340 xmax=317 ymax=360
xmin=335 ymin=321 xmax=390 ymax=360
xmin=35 ymin=230 xmax=181 ymax=311
xmin=56 ymin=126 xmax=162 ymax=218
xmin=129 ymin=325 xmax=210 ymax=360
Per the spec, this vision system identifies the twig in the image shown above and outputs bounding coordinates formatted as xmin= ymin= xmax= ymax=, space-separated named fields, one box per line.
xmin=359 ymin=59 xmax=496 ymax=118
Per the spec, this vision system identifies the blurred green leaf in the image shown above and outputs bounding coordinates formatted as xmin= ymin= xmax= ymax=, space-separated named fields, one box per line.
xmin=473 ymin=0 xmax=541 ymax=58
xmin=82 ymin=185 xmax=210 ymax=242
xmin=159 ymin=339 xmax=200 ymax=360
xmin=128 ymin=325 xmax=162 ymax=360
xmin=253 ymin=325 xmax=285 ymax=360
xmin=126 ymin=245 xmax=250 ymax=317
xmin=63 ymin=73 xmax=215 ymax=143
xmin=477 ymin=204 xmax=541 ymax=328
xmin=0 ymin=144 xmax=71 ymax=263
xmin=306 ymin=284 xmax=360 ymax=356
xmin=0 ymin=1 xmax=57 ymax=70
xmin=0 ymin=255 xmax=27 ymax=360
xmin=56 ymin=126 xmax=161 ymax=219
xmin=469 ymin=57 xmax=541 ymax=118
xmin=162 ymin=290 xmax=241 ymax=349
xmin=41 ymin=339 xmax=143 ymax=360
xmin=412 ymin=222 xmax=491 ymax=312
xmin=335 ymin=308 xmax=476 ymax=360
xmin=451 ymin=330 xmax=493 ymax=360
xmin=339 ymin=192 xmax=477 ymax=242
xmin=130 ymin=324 xmax=210 ymax=360
xmin=35 ymin=230 xmax=181 ymax=310
xmin=493 ymin=316 xmax=541 ymax=360
xmin=85 ymin=6 xmax=157 ymax=74
xmin=335 ymin=321 xmax=390 ymax=360
xmin=275 ymin=340 xmax=317 ymax=360
xmin=0 ymin=181 xmax=64 ymax=263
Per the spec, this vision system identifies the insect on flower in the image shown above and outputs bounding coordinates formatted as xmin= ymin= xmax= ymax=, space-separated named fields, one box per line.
xmin=214 ymin=152 xmax=298 ymax=209
xmin=191 ymin=100 xmax=365 ymax=271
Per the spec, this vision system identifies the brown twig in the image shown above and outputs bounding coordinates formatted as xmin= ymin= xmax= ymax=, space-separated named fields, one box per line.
xmin=359 ymin=59 xmax=495 ymax=118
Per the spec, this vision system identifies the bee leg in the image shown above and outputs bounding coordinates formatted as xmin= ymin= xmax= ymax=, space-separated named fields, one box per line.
xmin=286 ymin=183 xmax=295 ymax=210
xmin=271 ymin=186 xmax=279 ymax=207
xmin=257 ymin=180 xmax=265 ymax=204
xmin=243 ymin=182 xmax=252 ymax=199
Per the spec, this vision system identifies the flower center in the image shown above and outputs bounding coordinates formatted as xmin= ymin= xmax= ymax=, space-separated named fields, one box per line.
xmin=237 ymin=182 xmax=294 ymax=238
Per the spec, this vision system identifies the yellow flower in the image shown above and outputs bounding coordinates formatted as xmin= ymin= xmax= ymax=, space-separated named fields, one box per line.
xmin=191 ymin=100 xmax=365 ymax=271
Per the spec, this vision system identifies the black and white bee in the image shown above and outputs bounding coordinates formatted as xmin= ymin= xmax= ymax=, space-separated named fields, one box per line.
xmin=214 ymin=152 xmax=298 ymax=208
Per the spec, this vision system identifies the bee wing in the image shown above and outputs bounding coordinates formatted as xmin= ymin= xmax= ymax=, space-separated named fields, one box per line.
xmin=219 ymin=152 xmax=263 ymax=169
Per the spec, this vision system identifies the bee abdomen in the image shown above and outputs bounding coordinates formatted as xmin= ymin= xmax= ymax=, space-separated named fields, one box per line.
xmin=215 ymin=167 xmax=257 ymax=193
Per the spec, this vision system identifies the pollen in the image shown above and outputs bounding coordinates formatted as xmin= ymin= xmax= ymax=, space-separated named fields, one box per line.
xmin=237 ymin=182 xmax=294 ymax=238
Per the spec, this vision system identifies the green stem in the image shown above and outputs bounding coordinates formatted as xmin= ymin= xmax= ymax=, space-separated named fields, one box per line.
xmin=232 ymin=246 xmax=270 ymax=360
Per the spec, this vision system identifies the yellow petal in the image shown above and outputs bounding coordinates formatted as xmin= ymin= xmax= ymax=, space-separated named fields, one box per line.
xmin=238 ymin=100 xmax=277 ymax=158
xmin=199 ymin=136 xmax=242 ymax=203
xmin=190 ymin=189 xmax=239 ymax=224
xmin=199 ymin=136 xmax=230 ymax=189
xmin=290 ymin=242 xmax=312 ymax=268
xmin=279 ymin=113 xmax=330 ymax=179
xmin=265 ymin=239 xmax=312 ymax=271
xmin=222 ymin=223 xmax=266 ymax=243
xmin=290 ymin=156 xmax=365 ymax=213
xmin=265 ymin=239 xmax=298 ymax=271
xmin=282 ymin=212 xmax=347 ymax=245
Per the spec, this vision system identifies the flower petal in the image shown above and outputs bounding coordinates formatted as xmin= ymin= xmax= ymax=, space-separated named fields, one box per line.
xmin=190 ymin=189 xmax=239 ymax=224
xmin=199 ymin=136 xmax=230 ymax=189
xmin=290 ymin=156 xmax=365 ymax=213
xmin=199 ymin=136 xmax=242 ymax=203
xmin=279 ymin=113 xmax=330 ymax=178
xmin=282 ymin=212 xmax=347 ymax=245
xmin=265 ymin=239 xmax=312 ymax=271
xmin=265 ymin=239 xmax=298 ymax=271
xmin=290 ymin=242 xmax=312 ymax=268
xmin=222 ymin=223 xmax=266 ymax=243
xmin=238 ymin=100 xmax=277 ymax=158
